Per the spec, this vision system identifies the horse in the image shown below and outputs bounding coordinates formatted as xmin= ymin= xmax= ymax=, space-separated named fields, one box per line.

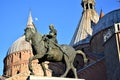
xmin=24 ymin=26 xmax=88 ymax=78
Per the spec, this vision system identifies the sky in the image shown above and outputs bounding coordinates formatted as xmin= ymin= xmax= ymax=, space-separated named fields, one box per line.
xmin=0 ymin=0 xmax=119 ymax=76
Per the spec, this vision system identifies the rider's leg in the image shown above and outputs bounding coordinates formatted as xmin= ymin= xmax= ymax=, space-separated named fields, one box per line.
xmin=46 ymin=41 xmax=52 ymax=54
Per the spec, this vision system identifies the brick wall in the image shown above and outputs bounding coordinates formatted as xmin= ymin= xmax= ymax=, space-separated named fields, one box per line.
xmin=77 ymin=57 xmax=107 ymax=80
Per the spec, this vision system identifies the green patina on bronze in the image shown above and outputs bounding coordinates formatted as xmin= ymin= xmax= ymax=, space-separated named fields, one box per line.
xmin=24 ymin=24 xmax=88 ymax=78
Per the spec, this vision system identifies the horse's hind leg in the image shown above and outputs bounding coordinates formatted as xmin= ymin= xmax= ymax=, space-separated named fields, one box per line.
xmin=71 ymin=62 xmax=78 ymax=78
xmin=61 ymin=55 xmax=70 ymax=77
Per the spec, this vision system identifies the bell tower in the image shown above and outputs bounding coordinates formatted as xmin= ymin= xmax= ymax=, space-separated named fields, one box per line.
xmin=70 ymin=0 xmax=99 ymax=47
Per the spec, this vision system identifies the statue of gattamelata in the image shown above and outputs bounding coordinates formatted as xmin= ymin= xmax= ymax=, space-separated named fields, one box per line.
xmin=24 ymin=24 xmax=88 ymax=78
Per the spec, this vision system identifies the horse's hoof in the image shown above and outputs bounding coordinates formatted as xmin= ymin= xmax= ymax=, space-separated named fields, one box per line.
xmin=60 ymin=75 xmax=65 ymax=78
xmin=30 ymin=72 xmax=34 ymax=75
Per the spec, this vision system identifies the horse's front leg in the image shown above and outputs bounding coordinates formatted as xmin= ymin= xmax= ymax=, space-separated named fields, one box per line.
xmin=28 ymin=56 xmax=35 ymax=75
xmin=28 ymin=53 xmax=44 ymax=75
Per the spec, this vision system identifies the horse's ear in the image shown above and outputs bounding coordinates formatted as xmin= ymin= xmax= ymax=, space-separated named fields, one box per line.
xmin=24 ymin=28 xmax=26 ymax=32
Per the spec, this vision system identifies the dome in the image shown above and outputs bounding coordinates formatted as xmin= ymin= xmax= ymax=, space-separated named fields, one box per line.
xmin=7 ymin=11 xmax=34 ymax=56
xmin=7 ymin=35 xmax=32 ymax=55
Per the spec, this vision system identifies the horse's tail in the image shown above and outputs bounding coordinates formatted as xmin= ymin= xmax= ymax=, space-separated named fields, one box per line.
xmin=76 ymin=50 xmax=88 ymax=64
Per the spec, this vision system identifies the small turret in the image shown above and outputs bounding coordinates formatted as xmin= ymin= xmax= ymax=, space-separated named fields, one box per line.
xmin=81 ymin=0 xmax=95 ymax=11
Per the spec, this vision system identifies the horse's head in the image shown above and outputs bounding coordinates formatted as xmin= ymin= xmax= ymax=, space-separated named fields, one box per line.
xmin=24 ymin=27 xmax=36 ymax=42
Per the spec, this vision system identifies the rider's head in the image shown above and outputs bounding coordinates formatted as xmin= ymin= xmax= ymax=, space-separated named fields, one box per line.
xmin=49 ymin=24 xmax=54 ymax=30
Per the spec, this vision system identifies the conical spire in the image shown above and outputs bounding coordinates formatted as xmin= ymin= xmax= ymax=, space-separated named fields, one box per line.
xmin=26 ymin=11 xmax=35 ymax=29
xmin=99 ymin=9 xmax=104 ymax=19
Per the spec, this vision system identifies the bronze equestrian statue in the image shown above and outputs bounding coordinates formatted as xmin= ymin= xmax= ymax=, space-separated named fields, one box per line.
xmin=24 ymin=24 xmax=88 ymax=78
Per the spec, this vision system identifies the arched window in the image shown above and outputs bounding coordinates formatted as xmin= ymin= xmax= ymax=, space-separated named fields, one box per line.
xmin=19 ymin=52 xmax=21 ymax=59
xmin=90 ymin=3 xmax=93 ymax=9
xmin=17 ymin=70 xmax=20 ymax=74
xmin=86 ymin=4 xmax=88 ymax=9
xmin=117 ymin=24 xmax=120 ymax=31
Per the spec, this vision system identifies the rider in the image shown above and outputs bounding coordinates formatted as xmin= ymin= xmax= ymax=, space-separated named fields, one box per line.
xmin=43 ymin=24 xmax=58 ymax=54
xmin=43 ymin=24 xmax=68 ymax=57
xmin=47 ymin=24 xmax=58 ymax=43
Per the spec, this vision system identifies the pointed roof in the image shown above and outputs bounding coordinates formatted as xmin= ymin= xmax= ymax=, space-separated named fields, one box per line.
xmin=26 ymin=11 xmax=35 ymax=29
xmin=99 ymin=9 xmax=104 ymax=19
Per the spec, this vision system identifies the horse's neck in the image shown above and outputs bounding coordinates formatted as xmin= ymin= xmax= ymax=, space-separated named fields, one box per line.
xmin=31 ymin=32 xmax=42 ymax=45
